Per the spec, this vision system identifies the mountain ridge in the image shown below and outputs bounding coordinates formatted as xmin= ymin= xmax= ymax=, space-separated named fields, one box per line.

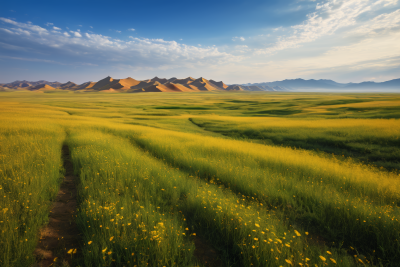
xmin=1 ymin=77 xmax=399 ymax=92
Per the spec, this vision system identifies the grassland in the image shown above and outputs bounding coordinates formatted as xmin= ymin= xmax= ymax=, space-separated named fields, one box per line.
xmin=0 ymin=91 xmax=399 ymax=266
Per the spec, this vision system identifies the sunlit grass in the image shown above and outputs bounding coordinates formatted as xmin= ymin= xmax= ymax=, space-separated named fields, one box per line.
xmin=0 ymin=111 xmax=65 ymax=266
xmin=1 ymin=91 xmax=399 ymax=266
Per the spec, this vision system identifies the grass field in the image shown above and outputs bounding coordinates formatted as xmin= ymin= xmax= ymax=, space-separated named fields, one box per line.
xmin=0 ymin=91 xmax=399 ymax=266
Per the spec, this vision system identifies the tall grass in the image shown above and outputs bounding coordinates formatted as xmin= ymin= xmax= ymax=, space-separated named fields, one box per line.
xmin=110 ymin=124 xmax=400 ymax=265
xmin=2 ymin=92 xmax=400 ymax=266
xmin=190 ymin=117 xmax=400 ymax=170
xmin=0 ymin=117 xmax=65 ymax=267
xmin=68 ymin=130 xmax=196 ymax=266
xmin=69 ymin=128 xmax=354 ymax=266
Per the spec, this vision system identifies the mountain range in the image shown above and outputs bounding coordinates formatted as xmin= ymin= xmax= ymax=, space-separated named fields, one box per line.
xmin=242 ymin=78 xmax=400 ymax=91
xmin=1 ymin=77 xmax=399 ymax=92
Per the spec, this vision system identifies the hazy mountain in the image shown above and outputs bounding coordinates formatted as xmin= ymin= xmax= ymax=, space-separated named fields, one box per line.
xmin=240 ymin=78 xmax=400 ymax=91
xmin=1 ymin=77 xmax=398 ymax=92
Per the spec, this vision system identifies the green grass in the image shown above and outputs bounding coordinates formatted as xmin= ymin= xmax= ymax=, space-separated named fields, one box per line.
xmin=0 ymin=113 xmax=65 ymax=266
xmin=1 ymin=91 xmax=400 ymax=266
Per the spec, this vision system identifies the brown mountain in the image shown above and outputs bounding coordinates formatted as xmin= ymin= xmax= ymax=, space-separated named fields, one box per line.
xmin=75 ymin=81 xmax=96 ymax=90
xmin=187 ymin=77 xmax=221 ymax=91
xmin=29 ymin=84 xmax=55 ymax=91
xmin=209 ymin=79 xmax=228 ymax=89
xmin=225 ymin=85 xmax=245 ymax=91
xmin=91 ymin=76 xmax=141 ymax=91
xmin=60 ymin=81 xmax=77 ymax=89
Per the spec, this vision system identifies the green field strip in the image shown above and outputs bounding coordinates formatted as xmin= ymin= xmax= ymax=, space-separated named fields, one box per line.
xmin=68 ymin=130 xmax=196 ymax=266
xmin=0 ymin=120 xmax=66 ymax=267
xmin=109 ymin=125 xmax=399 ymax=266
xmin=90 ymin=130 xmax=358 ymax=266
xmin=189 ymin=117 xmax=400 ymax=171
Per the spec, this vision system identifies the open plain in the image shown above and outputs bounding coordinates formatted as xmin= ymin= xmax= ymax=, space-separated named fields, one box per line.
xmin=0 ymin=91 xmax=399 ymax=267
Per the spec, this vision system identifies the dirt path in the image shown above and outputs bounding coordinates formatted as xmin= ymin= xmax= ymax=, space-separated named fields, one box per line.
xmin=34 ymin=145 xmax=80 ymax=267
xmin=193 ymin=236 xmax=225 ymax=267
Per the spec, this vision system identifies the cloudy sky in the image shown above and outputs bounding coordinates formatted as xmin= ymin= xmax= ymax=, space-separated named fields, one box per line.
xmin=0 ymin=0 xmax=399 ymax=84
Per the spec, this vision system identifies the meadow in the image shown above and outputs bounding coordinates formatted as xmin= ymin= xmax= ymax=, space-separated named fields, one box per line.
xmin=0 ymin=91 xmax=399 ymax=266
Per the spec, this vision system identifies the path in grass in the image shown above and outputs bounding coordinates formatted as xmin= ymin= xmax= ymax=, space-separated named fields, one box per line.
xmin=34 ymin=145 xmax=80 ymax=266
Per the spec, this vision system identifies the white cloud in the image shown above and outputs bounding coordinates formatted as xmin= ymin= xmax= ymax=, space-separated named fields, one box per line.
xmin=128 ymin=28 xmax=135 ymax=31
xmin=0 ymin=18 xmax=48 ymax=35
xmin=53 ymin=26 xmax=61 ymax=31
xmin=235 ymin=45 xmax=251 ymax=53
xmin=0 ymin=28 xmax=14 ymax=34
xmin=90 ymin=26 xmax=93 ymax=28
xmin=0 ymin=18 xmax=242 ymax=70
xmin=232 ymin=36 xmax=245 ymax=41
xmin=349 ymin=9 xmax=400 ymax=36
xmin=70 ymin=31 xmax=82 ymax=37
xmin=45 ymin=22 xmax=53 ymax=26
xmin=116 ymin=30 xmax=121 ymax=33
xmin=255 ymin=0 xmax=400 ymax=55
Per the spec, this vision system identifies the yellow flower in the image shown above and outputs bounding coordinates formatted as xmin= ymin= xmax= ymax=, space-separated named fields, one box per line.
xmin=327 ymin=251 xmax=332 ymax=255
xmin=109 ymin=236 xmax=114 ymax=241
xmin=305 ymin=232 xmax=309 ymax=235
xmin=102 ymin=247 xmax=107 ymax=253
xmin=108 ymin=251 xmax=112 ymax=255
xmin=88 ymin=241 xmax=92 ymax=245
xmin=285 ymin=259 xmax=293 ymax=265
xmin=330 ymin=258 xmax=337 ymax=264
xmin=67 ymin=249 xmax=73 ymax=254
xmin=294 ymin=230 xmax=301 ymax=237
xmin=305 ymin=258 xmax=310 ymax=262
xmin=319 ymin=256 xmax=326 ymax=261
xmin=254 ymin=238 xmax=258 ymax=241
xmin=255 ymin=223 xmax=260 ymax=227
xmin=73 ymin=249 xmax=77 ymax=254
xmin=285 ymin=244 xmax=290 ymax=247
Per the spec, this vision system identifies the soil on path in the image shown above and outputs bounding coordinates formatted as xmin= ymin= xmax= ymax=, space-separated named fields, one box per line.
xmin=193 ymin=236 xmax=226 ymax=267
xmin=34 ymin=145 xmax=80 ymax=267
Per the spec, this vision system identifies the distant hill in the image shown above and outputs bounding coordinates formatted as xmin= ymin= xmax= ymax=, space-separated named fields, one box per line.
xmin=1 ymin=77 xmax=398 ymax=92
xmin=240 ymin=78 xmax=400 ymax=91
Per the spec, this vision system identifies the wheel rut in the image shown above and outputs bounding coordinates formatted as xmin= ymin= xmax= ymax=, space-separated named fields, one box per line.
xmin=34 ymin=144 xmax=80 ymax=267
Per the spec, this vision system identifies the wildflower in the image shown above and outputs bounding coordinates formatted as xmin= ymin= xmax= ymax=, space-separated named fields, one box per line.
xmin=254 ymin=238 xmax=258 ymax=241
xmin=305 ymin=232 xmax=309 ymax=235
xmin=255 ymin=223 xmax=260 ymax=227
xmin=319 ymin=256 xmax=326 ymax=261
xmin=285 ymin=259 xmax=293 ymax=265
xmin=102 ymin=247 xmax=107 ymax=253
xmin=327 ymin=251 xmax=332 ymax=255
xmin=294 ymin=230 xmax=301 ymax=237
xmin=330 ymin=258 xmax=337 ymax=264
xmin=110 ymin=236 xmax=114 ymax=241
xmin=108 ymin=251 xmax=112 ymax=255
xmin=88 ymin=241 xmax=92 ymax=245
xmin=67 ymin=249 xmax=73 ymax=254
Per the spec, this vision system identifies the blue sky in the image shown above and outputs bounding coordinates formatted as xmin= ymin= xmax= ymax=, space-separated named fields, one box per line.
xmin=0 ymin=0 xmax=399 ymax=84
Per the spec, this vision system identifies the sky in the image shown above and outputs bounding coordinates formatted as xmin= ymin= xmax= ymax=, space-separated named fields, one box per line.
xmin=0 ymin=0 xmax=399 ymax=84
